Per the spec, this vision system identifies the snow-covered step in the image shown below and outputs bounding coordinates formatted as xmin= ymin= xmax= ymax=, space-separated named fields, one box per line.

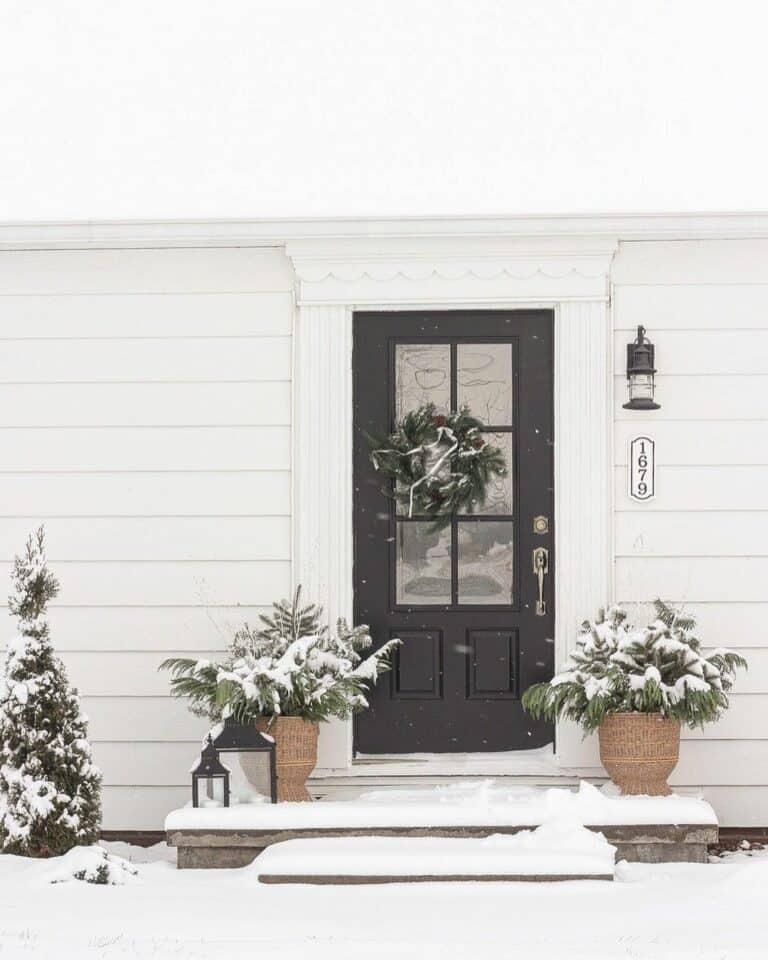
xmin=253 ymin=823 xmax=616 ymax=884
xmin=166 ymin=781 xmax=718 ymax=868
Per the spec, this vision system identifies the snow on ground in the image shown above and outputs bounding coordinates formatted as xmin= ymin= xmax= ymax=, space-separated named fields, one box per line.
xmin=0 ymin=841 xmax=766 ymax=959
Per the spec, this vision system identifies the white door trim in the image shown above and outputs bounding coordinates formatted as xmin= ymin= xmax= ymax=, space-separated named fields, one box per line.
xmin=287 ymin=236 xmax=617 ymax=773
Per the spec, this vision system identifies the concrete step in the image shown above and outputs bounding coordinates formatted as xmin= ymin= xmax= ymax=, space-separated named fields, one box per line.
xmin=166 ymin=782 xmax=718 ymax=869
xmin=253 ymin=833 xmax=616 ymax=884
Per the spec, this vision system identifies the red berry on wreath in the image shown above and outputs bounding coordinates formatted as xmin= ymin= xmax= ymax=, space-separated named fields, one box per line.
xmin=431 ymin=415 xmax=447 ymax=427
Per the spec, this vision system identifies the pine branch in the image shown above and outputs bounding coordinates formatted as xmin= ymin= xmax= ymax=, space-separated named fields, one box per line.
xmin=522 ymin=602 xmax=748 ymax=733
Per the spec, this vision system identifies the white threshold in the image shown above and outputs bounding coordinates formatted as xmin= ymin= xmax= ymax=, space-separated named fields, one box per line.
xmin=309 ymin=744 xmax=604 ymax=783
xmin=350 ymin=745 xmax=559 ymax=778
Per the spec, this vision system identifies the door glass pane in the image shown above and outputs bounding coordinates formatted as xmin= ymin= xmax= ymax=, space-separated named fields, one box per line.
xmin=457 ymin=343 xmax=512 ymax=426
xmin=396 ymin=522 xmax=452 ymax=605
xmin=457 ymin=520 xmax=514 ymax=605
xmin=395 ymin=343 xmax=450 ymax=420
xmin=458 ymin=432 xmax=513 ymax=515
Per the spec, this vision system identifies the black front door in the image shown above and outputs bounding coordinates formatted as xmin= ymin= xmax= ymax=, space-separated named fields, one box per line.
xmin=353 ymin=310 xmax=554 ymax=754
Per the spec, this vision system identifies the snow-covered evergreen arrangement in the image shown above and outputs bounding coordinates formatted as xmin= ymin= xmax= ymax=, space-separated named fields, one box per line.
xmin=45 ymin=844 xmax=137 ymax=885
xmin=522 ymin=600 xmax=747 ymax=733
xmin=162 ymin=587 xmax=399 ymax=723
xmin=0 ymin=528 xmax=102 ymax=856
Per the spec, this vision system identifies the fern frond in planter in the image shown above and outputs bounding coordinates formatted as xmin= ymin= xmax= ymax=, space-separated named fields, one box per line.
xmin=521 ymin=602 xmax=747 ymax=734
xmin=160 ymin=587 xmax=398 ymax=724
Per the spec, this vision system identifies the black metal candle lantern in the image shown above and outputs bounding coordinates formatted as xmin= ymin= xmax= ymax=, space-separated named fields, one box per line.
xmin=191 ymin=735 xmax=231 ymax=808
xmin=212 ymin=718 xmax=278 ymax=804
xmin=622 ymin=325 xmax=660 ymax=410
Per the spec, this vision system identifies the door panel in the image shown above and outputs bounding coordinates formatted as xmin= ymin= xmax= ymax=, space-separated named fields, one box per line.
xmin=353 ymin=311 xmax=554 ymax=753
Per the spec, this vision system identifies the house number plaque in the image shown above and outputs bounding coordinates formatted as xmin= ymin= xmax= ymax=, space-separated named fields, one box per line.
xmin=629 ymin=436 xmax=655 ymax=502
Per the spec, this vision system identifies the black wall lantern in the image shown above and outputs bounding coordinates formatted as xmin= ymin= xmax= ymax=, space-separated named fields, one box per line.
xmin=623 ymin=325 xmax=660 ymax=410
xmin=191 ymin=735 xmax=231 ymax=808
xmin=212 ymin=718 xmax=278 ymax=804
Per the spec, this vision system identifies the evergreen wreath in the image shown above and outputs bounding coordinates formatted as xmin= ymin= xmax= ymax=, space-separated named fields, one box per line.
xmin=368 ymin=403 xmax=508 ymax=528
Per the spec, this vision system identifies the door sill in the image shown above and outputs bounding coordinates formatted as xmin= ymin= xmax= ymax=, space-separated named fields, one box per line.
xmin=334 ymin=744 xmax=561 ymax=779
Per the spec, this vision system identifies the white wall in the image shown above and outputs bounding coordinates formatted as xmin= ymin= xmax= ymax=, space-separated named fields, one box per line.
xmin=0 ymin=247 xmax=294 ymax=829
xmin=3 ymin=235 xmax=767 ymax=831
xmin=613 ymin=239 xmax=768 ymax=826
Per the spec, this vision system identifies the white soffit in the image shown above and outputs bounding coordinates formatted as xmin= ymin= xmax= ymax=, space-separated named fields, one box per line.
xmin=0 ymin=212 xmax=768 ymax=251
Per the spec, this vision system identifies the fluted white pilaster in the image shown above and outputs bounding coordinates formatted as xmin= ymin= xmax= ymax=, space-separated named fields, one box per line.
xmin=293 ymin=303 xmax=353 ymax=628
xmin=293 ymin=303 xmax=354 ymax=769
xmin=554 ymin=300 xmax=612 ymax=768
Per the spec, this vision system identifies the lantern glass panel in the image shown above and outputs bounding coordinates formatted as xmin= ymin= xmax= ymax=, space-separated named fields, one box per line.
xmin=222 ymin=750 xmax=273 ymax=805
xmin=197 ymin=774 xmax=227 ymax=808
xmin=629 ymin=374 xmax=654 ymax=401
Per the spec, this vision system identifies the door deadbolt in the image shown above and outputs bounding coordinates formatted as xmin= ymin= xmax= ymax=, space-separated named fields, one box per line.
xmin=533 ymin=515 xmax=549 ymax=535
xmin=532 ymin=547 xmax=549 ymax=616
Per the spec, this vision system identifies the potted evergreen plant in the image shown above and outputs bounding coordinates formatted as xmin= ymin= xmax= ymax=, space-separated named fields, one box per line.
xmin=162 ymin=589 xmax=398 ymax=801
xmin=522 ymin=601 xmax=747 ymax=795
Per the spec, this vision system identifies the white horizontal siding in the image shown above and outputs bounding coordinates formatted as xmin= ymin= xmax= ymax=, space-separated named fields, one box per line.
xmin=0 ymin=246 xmax=294 ymax=830
xmin=10 ymin=606 xmax=272 ymax=652
xmin=0 ymin=382 xmax=291 ymax=426
xmin=671 ymin=742 xmax=768 ymax=786
xmin=0 ymin=517 xmax=290 ymax=561
xmin=0 ymin=248 xmax=291 ymax=294
xmin=102 ymin=786 xmax=190 ymax=831
xmin=0 ymin=336 xmax=291 ymax=383
xmin=0 ymin=561 xmax=290 ymax=607
xmin=0 ymin=472 xmax=290 ymax=516
xmin=614 ymin=284 xmax=768 ymax=331
xmin=612 ymin=239 xmax=768 ymax=285
xmin=616 ymin=513 xmax=768 ymax=558
xmin=62 ymin=652 xmax=223 ymax=697
xmin=0 ymin=292 xmax=292 ymax=338
xmin=0 ymin=426 xmax=290 ymax=471
xmin=612 ymin=240 xmax=768 ymax=826
xmin=83 ymin=697 xmax=209 ymax=742
xmin=616 ymin=559 xmax=768 ymax=609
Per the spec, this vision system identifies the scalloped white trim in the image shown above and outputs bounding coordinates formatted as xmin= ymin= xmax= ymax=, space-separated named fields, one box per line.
xmin=295 ymin=261 xmax=609 ymax=283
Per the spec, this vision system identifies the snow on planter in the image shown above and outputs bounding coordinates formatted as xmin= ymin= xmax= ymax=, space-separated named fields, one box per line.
xmin=251 ymin=820 xmax=616 ymax=883
xmin=165 ymin=780 xmax=717 ymax=832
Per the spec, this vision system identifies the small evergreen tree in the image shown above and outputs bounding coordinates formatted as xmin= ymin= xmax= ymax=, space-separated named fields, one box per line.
xmin=0 ymin=528 xmax=101 ymax=856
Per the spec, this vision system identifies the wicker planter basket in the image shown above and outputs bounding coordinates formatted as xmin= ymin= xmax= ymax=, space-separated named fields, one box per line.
xmin=256 ymin=717 xmax=319 ymax=802
xmin=598 ymin=712 xmax=681 ymax=796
